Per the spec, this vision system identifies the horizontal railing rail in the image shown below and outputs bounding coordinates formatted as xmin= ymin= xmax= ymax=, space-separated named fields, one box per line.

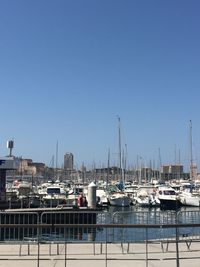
xmin=0 ymin=210 xmax=199 ymax=267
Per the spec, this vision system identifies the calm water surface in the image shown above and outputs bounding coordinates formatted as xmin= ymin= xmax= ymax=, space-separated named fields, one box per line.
xmin=92 ymin=205 xmax=200 ymax=242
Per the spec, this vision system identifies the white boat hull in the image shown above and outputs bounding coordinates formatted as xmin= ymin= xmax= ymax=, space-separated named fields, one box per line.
xmin=179 ymin=193 xmax=200 ymax=207
xmin=135 ymin=195 xmax=160 ymax=207
xmin=108 ymin=193 xmax=130 ymax=207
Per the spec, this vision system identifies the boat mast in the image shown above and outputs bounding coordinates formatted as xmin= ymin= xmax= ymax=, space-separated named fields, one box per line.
xmin=118 ymin=116 xmax=122 ymax=181
xmin=55 ymin=140 xmax=58 ymax=181
xmin=158 ymin=147 xmax=162 ymax=182
xmin=106 ymin=148 xmax=110 ymax=186
xmin=123 ymin=144 xmax=127 ymax=184
xmin=189 ymin=120 xmax=194 ymax=181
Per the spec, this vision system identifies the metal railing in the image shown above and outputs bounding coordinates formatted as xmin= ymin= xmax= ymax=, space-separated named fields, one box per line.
xmin=0 ymin=209 xmax=199 ymax=267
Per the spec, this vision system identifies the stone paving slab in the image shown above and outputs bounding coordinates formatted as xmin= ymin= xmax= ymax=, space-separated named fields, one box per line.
xmin=0 ymin=241 xmax=199 ymax=267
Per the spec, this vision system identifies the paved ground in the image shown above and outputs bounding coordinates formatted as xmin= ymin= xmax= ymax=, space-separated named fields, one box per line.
xmin=0 ymin=241 xmax=199 ymax=267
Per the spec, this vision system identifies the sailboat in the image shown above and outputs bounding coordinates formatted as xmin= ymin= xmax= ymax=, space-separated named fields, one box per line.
xmin=179 ymin=120 xmax=200 ymax=207
xmin=179 ymin=185 xmax=200 ymax=207
xmin=107 ymin=184 xmax=130 ymax=206
xmin=106 ymin=117 xmax=131 ymax=207
xmin=133 ymin=185 xmax=160 ymax=207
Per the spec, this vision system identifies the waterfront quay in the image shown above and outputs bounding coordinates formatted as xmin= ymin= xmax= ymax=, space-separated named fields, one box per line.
xmin=0 ymin=208 xmax=200 ymax=266
xmin=0 ymin=240 xmax=200 ymax=267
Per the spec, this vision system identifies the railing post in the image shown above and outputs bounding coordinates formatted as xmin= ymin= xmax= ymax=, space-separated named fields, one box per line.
xmin=175 ymin=211 xmax=180 ymax=267
xmin=37 ymin=213 xmax=40 ymax=267
xmin=64 ymin=227 xmax=67 ymax=267
xmin=145 ymin=226 xmax=148 ymax=267
xmin=37 ymin=233 xmax=40 ymax=267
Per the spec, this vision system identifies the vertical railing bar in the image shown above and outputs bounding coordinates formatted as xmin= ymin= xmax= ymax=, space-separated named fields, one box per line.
xmin=37 ymin=212 xmax=40 ymax=267
xmin=175 ymin=210 xmax=180 ymax=267
xmin=145 ymin=225 xmax=148 ymax=267
xmin=105 ymin=225 xmax=107 ymax=267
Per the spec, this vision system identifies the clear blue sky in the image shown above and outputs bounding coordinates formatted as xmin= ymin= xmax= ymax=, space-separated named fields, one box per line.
xmin=0 ymin=0 xmax=200 ymax=171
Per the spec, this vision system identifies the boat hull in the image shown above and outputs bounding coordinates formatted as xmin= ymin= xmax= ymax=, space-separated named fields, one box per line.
xmin=159 ymin=198 xmax=181 ymax=209
xmin=108 ymin=194 xmax=130 ymax=207
xmin=179 ymin=196 xmax=200 ymax=207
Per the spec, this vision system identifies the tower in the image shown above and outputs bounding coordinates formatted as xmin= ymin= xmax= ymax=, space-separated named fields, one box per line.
xmin=64 ymin=153 xmax=74 ymax=170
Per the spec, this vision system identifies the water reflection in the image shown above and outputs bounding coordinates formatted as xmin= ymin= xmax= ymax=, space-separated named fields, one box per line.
xmin=94 ymin=205 xmax=200 ymax=242
xmin=0 ymin=206 xmax=199 ymax=243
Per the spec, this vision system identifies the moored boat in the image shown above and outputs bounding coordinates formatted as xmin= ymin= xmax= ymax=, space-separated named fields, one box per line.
xmin=106 ymin=185 xmax=130 ymax=207
xmin=158 ymin=186 xmax=181 ymax=209
xmin=178 ymin=190 xmax=200 ymax=207
xmin=133 ymin=185 xmax=160 ymax=207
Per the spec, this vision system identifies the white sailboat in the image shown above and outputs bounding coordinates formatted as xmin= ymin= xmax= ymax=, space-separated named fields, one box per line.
xmin=107 ymin=184 xmax=130 ymax=207
xmin=179 ymin=121 xmax=200 ymax=207
xmin=133 ymin=185 xmax=160 ymax=207
xmin=179 ymin=189 xmax=200 ymax=207
xmin=107 ymin=117 xmax=131 ymax=207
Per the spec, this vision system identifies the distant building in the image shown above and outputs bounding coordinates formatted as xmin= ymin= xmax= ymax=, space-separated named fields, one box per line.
xmin=64 ymin=153 xmax=74 ymax=170
xmin=161 ymin=164 xmax=183 ymax=181
xmin=17 ymin=159 xmax=46 ymax=176
xmin=28 ymin=162 xmax=46 ymax=175
xmin=135 ymin=167 xmax=154 ymax=184
xmin=190 ymin=163 xmax=198 ymax=181
xmin=19 ymin=159 xmax=37 ymax=175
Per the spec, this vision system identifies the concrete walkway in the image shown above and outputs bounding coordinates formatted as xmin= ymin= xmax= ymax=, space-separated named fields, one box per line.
xmin=0 ymin=241 xmax=199 ymax=267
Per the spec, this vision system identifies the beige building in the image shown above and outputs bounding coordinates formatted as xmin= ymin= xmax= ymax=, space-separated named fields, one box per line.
xmin=19 ymin=159 xmax=37 ymax=175
xmin=161 ymin=164 xmax=183 ymax=180
xmin=18 ymin=159 xmax=45 ymax=176
xmin=190 ymin=163 xmax=198 ymax=181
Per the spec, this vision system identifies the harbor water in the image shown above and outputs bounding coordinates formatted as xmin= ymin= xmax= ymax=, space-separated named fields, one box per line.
xmin=0 ymin=205 xmax=200 ymax=244
xmin=89 ymin=205 xmax=200 ymax=243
